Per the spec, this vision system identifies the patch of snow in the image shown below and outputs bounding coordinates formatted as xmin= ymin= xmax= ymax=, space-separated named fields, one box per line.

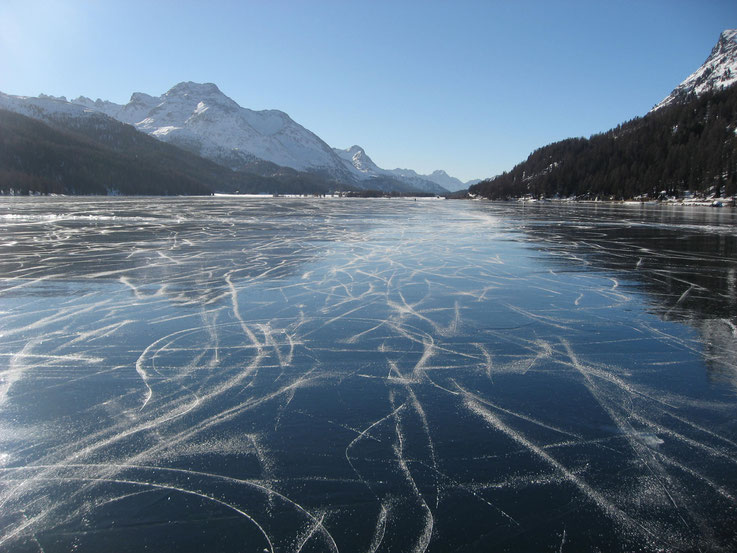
xmin=151 ymin=125 xmax=182 ymax=137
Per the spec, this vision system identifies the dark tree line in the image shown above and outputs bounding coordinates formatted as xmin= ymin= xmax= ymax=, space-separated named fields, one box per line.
xmin=470 ymin=85 xmax=737 ymax=200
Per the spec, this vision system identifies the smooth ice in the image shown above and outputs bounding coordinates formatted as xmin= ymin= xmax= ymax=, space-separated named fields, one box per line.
xmin=0 ymin=197 xmax=736 ymax=552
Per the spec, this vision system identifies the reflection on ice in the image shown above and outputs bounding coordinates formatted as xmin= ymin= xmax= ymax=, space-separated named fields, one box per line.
xmin=0 ymin=197 xmax=736 ymax=552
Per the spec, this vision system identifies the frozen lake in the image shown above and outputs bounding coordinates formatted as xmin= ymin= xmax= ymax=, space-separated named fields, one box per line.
xmin=1 ymin=197 xmax=736 ymax=552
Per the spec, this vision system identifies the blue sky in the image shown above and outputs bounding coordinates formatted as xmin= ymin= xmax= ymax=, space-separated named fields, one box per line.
xmin=1 ymin=1 xmax=735 ymax=181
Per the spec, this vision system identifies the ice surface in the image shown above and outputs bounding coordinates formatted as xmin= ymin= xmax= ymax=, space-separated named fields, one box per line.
xmin=0 ymin=197 xmax=736 ymax=552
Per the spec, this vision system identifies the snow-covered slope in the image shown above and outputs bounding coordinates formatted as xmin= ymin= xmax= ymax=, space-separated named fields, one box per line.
xmin=653 ymin=29 xmax=737 ymax=111
xmin=68 ymin=82 xmax=357 ymax=181
xmin=334 ymin=145 xmax=384 ymax=176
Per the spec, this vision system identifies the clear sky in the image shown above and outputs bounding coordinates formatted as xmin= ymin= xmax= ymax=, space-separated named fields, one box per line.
xmin=1 ymin=1 xmax=735 ymax=182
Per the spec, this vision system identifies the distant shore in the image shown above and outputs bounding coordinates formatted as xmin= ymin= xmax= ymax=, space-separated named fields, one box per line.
xmin=463 ymin=194 xmax=737 ymax=208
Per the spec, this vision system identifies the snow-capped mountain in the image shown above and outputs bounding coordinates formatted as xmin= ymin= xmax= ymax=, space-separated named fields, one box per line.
xmin=1 ymin=82 xmax=471 ymax=193
xmin=69 ymin=82 xmax=359 ymax=182
xmin=332 ymin=145 xmax=444 ymax=193
xmin=390 ymin=168 xmax=480 ymax=192
xmin=70 ymin=83 xmax=460 ymax=192
xmin=333 ymin=145 xmax=478 ymax=193
xmin=653 ymin=29 xmax=737 ymax=111
xmin=333 ymin=145 xmax=384 ymax=176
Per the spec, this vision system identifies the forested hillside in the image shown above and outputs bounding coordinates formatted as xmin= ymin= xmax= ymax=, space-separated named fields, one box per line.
xmin=470 ymin=85 xmax=737 ymax=200
xmin=0 ymin=109 xmax=216 ymax=195
xmin=0 ymin=109 xmax=347 ymax=195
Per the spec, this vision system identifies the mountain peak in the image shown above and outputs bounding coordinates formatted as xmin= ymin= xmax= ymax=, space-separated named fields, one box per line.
xmin=717 ymin=29 xmax=737 ymax=51
xmin=165 ymin=81 xmax=224 ymax=98
xmin=653 ymin=29 xmax=737 ymax=111
xmin=333 ymin=145 xmax=379 ymax=174
xmin=346 ymin=145 xmax=365 ymax=155
xmin=38 ymin=93 xmax=68 ymax=102
xmin=129 ymin=91 xmax=156 ymax=104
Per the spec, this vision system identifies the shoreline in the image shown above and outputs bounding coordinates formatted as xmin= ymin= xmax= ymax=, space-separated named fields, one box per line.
xmin=466 ymin=196 xmax=736 ymax=208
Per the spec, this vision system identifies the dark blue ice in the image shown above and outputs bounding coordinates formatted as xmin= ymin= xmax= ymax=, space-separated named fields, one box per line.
xmin=0 ymin=197 xmax=736 ymax=552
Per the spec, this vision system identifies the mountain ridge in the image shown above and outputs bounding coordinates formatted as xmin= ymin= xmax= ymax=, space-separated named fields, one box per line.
xmin=0 ymin=82 xmax=474 ymax=194
xmin=331 ymin=145 xmax=458 ymax=194
xmin=69 ymin=81 xmax=356 ymax=182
